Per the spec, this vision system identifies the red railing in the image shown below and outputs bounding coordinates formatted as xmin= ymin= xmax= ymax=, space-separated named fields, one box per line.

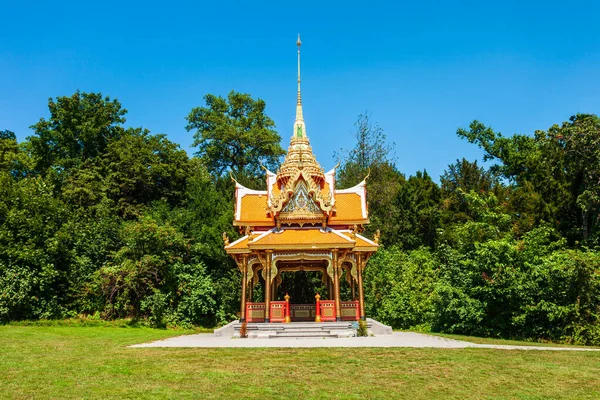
xmin=320 ymin=300 xmax=336 ymax=322
xmin=340 ymin=301 xmax=359 ymax=321
xmin=270 ymin=301 xmax=286 ymax=322
xmin=246 ymin=302 xmax=265 ymax=322
xmin=290 ymin=304 xmax=316 ymax=321
xmin=246 ymin=300 xmax=358 ymax=322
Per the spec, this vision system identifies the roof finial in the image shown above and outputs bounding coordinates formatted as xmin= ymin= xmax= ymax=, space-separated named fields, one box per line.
xmin=296 ymin=34 xmax=303 ymax=116
xmin=294 ymin=34 xmax=306 ymax=140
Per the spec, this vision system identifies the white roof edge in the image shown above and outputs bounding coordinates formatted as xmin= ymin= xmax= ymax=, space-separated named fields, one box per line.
xmin=335 ymin=179 xmax=366 ymax=194
xmin=225 ymin=235 xmax=249 ymax=248
xmin=355 ymin=233 xmax=378 ymax=246
xmin=251 ymin=228 xmax=276 ymax=243
xmin=330 ymin=229 xmax=355 ymax=242
xmin=236 ymin=182 xmax=268 ymax=196
xmin=334 ymin=180 xmax=367 ymax=218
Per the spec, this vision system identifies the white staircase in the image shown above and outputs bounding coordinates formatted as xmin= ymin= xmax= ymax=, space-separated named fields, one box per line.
xmin=235 ymin=321 xmax=359 ymax=339
xmin=213 ymin=318 xmax=392 ymax=339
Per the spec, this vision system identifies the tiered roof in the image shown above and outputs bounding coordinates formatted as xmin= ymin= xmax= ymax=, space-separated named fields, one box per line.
xmin=225 ymin=36 xmax=376 ymax=254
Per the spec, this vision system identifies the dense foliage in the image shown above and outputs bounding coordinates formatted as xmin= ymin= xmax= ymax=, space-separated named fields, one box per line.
xmin=2 ymin=91 xmax=600 ymax=345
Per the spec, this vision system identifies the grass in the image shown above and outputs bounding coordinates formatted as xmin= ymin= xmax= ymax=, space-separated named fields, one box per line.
xmin=1 ymin=325 xmax=600 ymax=399
xmin=425 ymin=332 xmax=600 ymax=349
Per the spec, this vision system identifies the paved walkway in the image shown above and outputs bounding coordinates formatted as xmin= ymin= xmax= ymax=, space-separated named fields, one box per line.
xmin=129 ymin=332 xmax=600 ymax=351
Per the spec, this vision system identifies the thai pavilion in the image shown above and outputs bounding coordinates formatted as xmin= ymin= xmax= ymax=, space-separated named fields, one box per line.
xmin=223 ymin=37 xmax=379 ymax=324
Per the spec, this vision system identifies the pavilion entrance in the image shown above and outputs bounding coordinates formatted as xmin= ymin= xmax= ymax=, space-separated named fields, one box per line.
xmin=244 ymin=258 xmax=361 ymax=323
xmin=276 ymin=263 xmax=326 ymax=322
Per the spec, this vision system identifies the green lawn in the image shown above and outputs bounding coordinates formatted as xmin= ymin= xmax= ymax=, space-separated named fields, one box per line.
xmin=1 ymin=326 xmax=599 ymax=399
xmin=425 ymin=332 xmax=600 ymax=348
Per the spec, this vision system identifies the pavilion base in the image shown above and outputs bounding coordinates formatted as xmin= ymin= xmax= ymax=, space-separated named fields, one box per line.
xmin=213 ymin=318 xmax=392 ymax=339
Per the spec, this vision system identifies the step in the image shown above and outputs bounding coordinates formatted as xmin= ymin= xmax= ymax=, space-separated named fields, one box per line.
xmin=272 ymin=331 xmax=336 ymax=337
xmin=246 ymin=323 xmax=354 ymax=330
xmin=270 ymin=333 xmax=341 ymax=339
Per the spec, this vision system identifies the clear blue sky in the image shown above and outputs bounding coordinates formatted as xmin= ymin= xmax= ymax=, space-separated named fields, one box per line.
xmin=2 ymin=0 xmax=599 ymax=181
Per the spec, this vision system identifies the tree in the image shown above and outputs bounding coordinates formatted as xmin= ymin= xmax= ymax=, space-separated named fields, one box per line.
xmin=103 ymin=128 xmax=191 ymax=218
xmin=457 ymin=119 xmax=577 ymax=242
xmin=394 ymin=171 xmax=442 ymax=249
xmin=548 ymin=114 xmax=600 ymax=240
xmin=0 ymin=174 xmax=69 ymax=321
xmin=0 ymin=130 xmax=30 ymax=178
xmin=28 ymin=91 xmax=126 ymax=174
xmin=440 ymin=158 xmax=499 ymax=223
xmin=337 ymin=112 xmax=402 ymax=244
xmin=186 ymin=91 xmax=284 ymax=179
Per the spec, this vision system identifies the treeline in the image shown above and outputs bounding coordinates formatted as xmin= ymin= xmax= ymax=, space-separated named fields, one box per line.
xmin=1 ymin=91 xmax=600 ymax=344
xmin=348 ymin=114 xmax=600 ymax=345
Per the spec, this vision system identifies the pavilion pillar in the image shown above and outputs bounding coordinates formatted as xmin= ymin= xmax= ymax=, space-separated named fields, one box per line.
xmin=248 ymin=275 xmax=254 ymax=302
xmin=240 ymin=255 xmax=248 ymax=322
xmin=332 ymin=250 xmax=342 ymax=321
xmin=327 ymin=276 xmax=333 ymax=300
xmin=351 ymin=276 xmax=356 ymax=301
xmin=357 ymin=253 xmax=366 ymax=321
xmin=264 ymin=251 xmax=272 ymax=323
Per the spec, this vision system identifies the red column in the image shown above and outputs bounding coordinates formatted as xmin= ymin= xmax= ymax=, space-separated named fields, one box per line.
xmin=284 ymin=293 xmax=291 ymax=323
xmin=315 ymin=293 xmax=322 ymax=322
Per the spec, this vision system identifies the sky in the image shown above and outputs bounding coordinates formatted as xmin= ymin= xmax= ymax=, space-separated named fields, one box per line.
xmin=2 ymin=0 xmax=599 ymax=182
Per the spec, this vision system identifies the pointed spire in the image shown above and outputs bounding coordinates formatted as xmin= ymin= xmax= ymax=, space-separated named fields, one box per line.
xmin=293 ymin=34 xmax=307 ymax=141
xmin=296 ymin=34 xmax=302 ymax=116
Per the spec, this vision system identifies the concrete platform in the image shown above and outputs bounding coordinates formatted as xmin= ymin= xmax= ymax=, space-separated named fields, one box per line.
xmin=129 ymin=331 xmax=600 ymax=351
xmin=213 ymin=318 xmax=393 ymax=339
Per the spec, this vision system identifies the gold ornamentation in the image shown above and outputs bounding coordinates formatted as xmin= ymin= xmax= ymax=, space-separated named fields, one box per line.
xmin=222 ymin=232 xmax=230 ymax=246
xmin=374 ymin=229 xmax=381 ymax=244
xmin=351 ymin=225 xmax=358 ymax=239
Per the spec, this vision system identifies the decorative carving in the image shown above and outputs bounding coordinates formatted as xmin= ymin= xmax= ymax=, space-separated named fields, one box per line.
xmin=374 ymin=229 xmax=381 ymax=244
xmin=247 ymin=255 xmax=259 ymax=283
xmin=270 ymin=258 xmax=278 ymax=284
xmin=222 ymin=232 xmax=230 ymax=246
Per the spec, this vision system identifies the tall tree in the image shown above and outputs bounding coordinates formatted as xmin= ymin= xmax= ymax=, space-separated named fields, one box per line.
xmin=337 ymin=112 xmax=402 ymax=244
xmin=103 ymin=128 xmax=191 ymax=218
xmin=28 ymin=91 xmax=126 ymax=174
xmin=186 ymin=91 xmax=284 ymax=180
xmin=394 ymin=170 xmax=442 ymax=249
xmin=457 ymin=119 xmax=578 ymax=242
xmin=440 ymin=158 xmax=499 ymax=223
xmin=548 ymin=114 xmax=600 ymax=240
xmin=0 ymin=130 xmax=30 ymax=178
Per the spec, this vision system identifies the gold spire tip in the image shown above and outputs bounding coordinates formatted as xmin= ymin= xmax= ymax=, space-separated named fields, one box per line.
xmin=297 ymin=34 xmax=301 ymax=47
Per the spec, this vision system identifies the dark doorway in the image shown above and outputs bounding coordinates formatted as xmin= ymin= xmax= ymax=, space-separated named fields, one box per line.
xmin=276 ymin=270 xmax=327 ymax=303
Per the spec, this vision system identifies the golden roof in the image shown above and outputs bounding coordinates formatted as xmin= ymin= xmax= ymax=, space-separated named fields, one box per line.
xmin=225 ymin=228 xmax=378 ymax=253
xmin=225 ymin=38 xmax=379 ymax=256
xmin=231 ymin=37 xmax=370 ymax=231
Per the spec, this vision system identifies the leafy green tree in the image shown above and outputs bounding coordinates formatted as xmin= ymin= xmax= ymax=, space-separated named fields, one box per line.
xmin=186 ymin=91 xmax=284 ymax=179
xmin=394 ymin=171 xmax=442 ymax=249
xmin=103 ymin=128 xmax=191 ymax=218
xmin=440 ymin=158 xmax=499 ymax=222
xmin=547 ymin=114 xmax=600 ymax=241
xmin=364 ymin=247 xmax=437 ymax=329
xmin=28 ymin=91 xmax=126 ymax=174
xmin=0 ymin=174 xmax=69 ymax=321
xmin=96 ymin=216 xmax=187 ymax=319
xmin=0 ymin=130 xmax=30 ymax=178
xmin=457 ymin=119 xmax=576 ymax=242
xmin=337 ymin=112 xmax=403 ymax=244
